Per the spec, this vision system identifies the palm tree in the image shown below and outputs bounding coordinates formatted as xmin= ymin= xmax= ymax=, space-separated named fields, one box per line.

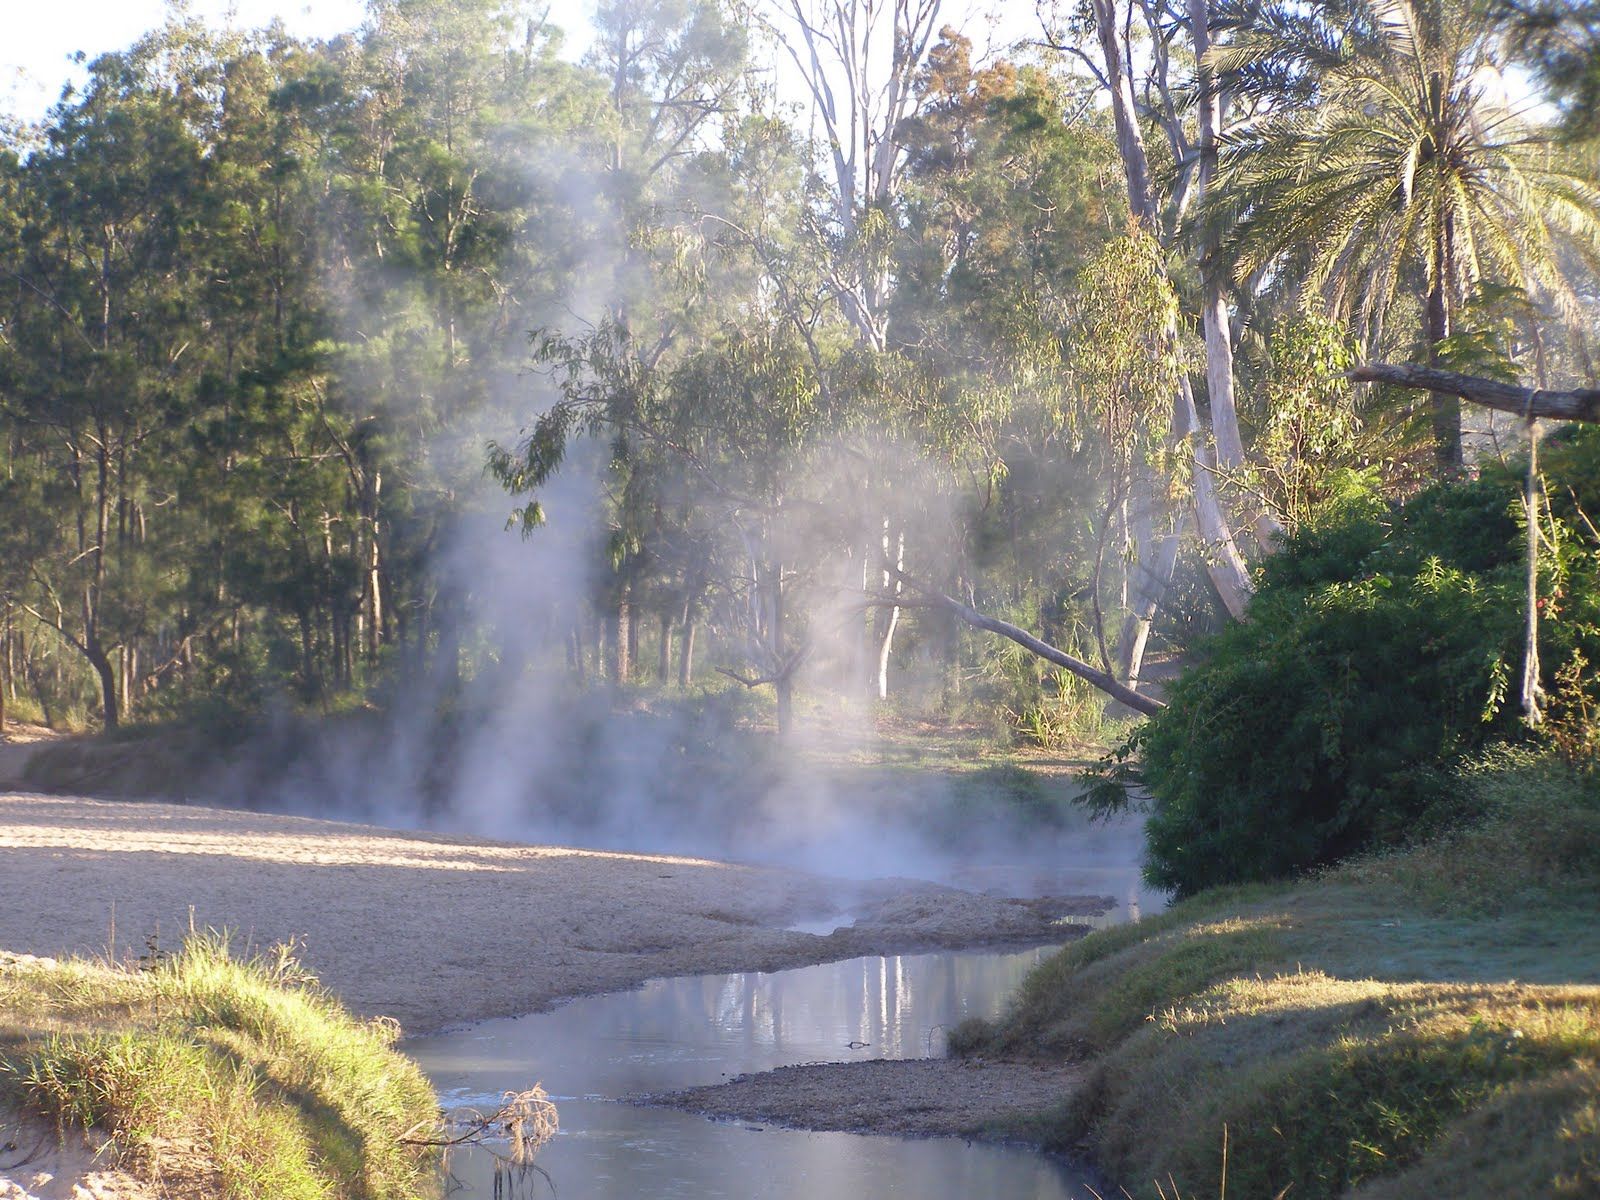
xmin=1213 ymin=0 xmax=1600 ymax=468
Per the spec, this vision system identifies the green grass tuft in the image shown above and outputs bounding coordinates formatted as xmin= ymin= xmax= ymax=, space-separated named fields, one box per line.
xmin=1 ymin=935 xmax=440 ymax=1200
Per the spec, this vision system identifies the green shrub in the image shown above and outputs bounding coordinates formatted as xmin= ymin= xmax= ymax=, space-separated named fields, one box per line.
xmin=1110 ymin=436 xmax=1600 ymax=898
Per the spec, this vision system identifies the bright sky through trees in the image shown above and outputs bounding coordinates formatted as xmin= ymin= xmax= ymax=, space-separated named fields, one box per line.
xmin=2 ymin=0 xmax=595 ymax=123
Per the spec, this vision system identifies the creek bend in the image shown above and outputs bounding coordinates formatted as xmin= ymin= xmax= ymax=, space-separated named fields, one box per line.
xmin=408 ymin=941 xmax=1118 ymax=1198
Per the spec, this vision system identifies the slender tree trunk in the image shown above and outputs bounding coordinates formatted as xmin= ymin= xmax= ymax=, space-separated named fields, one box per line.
xmin=567 ymin=623 xmax=584 ymax=683
xmin=1426 ymin=257 xmax=1463 ymax=469
xmin=299 ymin=611 xmax=315 ymax=692
xmin=611 ymin=589 xmax=631 ymax=686
xmin=1095 ymin=0 xmax=1186 ymax=687
xmin=1091 ymin=0 xmax=1256 ymax=682
xmin=772 ymin=560 xmax=792 ymax=735
xmin=1117 ymin=529 xmax=1183 ymax=689
xmin=1522 ymin=420 xmax=1544 ymax=724
xmin=875 ymin=523 xmax=905 ymax=701
xmin=1187 ymin=0 xmax=1252 ymax=479
xmin=1182 ymin=377 xmax=1254 ymax=619
xmin=657 ymin=613 xmax=671 ymax=682
xmin=627 ymin=598 xmax=639 ymax=681
xmin=679 ymin=617 xmax=696 ymax=689
xmin=119 ymin=644 xmax=133 ymax=718
xmin=90 ymin=434 xmax=116 ymax=729
xmin=677 ymin=576 xmax=701 ymax=690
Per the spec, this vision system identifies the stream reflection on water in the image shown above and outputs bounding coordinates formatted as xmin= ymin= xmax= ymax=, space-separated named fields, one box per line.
xmin=409 ymin=946 xmax=1107 ymax=1198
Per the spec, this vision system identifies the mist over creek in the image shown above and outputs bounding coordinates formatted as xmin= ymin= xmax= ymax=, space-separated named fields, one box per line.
xmin=64 ymin=468 xmax=1161 ymax=1197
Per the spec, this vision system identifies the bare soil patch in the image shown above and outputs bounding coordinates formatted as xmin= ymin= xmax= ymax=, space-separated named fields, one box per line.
xmin=0 ymin=1111 xmax=151 ymax=1200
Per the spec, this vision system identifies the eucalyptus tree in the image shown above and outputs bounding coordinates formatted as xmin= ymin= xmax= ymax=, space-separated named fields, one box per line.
xmin=1214 ymin=0 xmax=1600 ymax=469
xmin=1033 ymin=0 xmax=1255 ymax=699
xmin=768 ymin=0 xmax=949 ymax=350
xmin=890 ymin=35 xmax=1123 ymax=695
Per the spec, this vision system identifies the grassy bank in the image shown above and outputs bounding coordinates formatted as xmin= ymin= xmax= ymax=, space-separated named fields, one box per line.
xmin=952 ymin=751 xmax=1600 ymax=1197
xmin=0 ymin=936 xmax=440 ymax=1199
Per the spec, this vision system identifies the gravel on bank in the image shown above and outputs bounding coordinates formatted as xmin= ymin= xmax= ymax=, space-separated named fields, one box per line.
xmin=639 ymin=1057 xmax=1087 ymax=1140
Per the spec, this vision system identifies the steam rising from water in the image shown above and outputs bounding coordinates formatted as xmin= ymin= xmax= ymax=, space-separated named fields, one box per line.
xmin=227 ymin=462 xmax=1158 ymax=920
xmin=227 ymin=84 xmax=1165 ymax=919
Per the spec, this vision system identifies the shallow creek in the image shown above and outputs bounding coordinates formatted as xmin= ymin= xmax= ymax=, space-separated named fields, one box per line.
xmin=407 ymin=858 xmax=1162 ymax=1198
xmin=410 ymin=942 xmax=1118 ymax=1198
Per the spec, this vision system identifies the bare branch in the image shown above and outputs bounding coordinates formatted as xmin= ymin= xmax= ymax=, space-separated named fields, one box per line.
xmin=1349 ymin=364 xmax=1600 ymax=424
xmin=889 ymin=569 xmax=1166 ymax=715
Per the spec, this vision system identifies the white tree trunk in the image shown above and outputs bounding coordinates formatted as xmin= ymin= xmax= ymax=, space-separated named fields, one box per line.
xmin=1188 ymin=0 xmax=1284 ymax=548
xmin=875 ymin=522 xmax=905 ymax=700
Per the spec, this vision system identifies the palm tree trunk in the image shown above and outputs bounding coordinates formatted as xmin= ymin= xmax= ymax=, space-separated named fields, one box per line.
xmin=1427 ymin=220 xmax=1463 ymax=469
xmin=1425 ymin=276 xmax=1463 ymax=468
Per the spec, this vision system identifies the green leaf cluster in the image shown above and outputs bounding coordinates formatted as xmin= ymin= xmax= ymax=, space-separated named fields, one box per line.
xmin=1128 ymin=431 xmax=1600 ymax=897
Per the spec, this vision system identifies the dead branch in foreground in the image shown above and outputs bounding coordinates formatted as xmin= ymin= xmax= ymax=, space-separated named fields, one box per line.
xmin=400 ymin=1086 xmax=557 ymax=1164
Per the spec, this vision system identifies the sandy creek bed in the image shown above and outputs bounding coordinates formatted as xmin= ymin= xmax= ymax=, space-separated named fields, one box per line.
xmin=0 ymin=787 xmax=1110 ymax=1198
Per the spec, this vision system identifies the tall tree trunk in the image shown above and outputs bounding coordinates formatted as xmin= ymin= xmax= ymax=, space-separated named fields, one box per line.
xmin=300 ymin=611 xmax=315 ymax=693
xmin=567 ymin=623 xmax=585 ymax=683
xmin=1187 ymin=0 xmax=1250 ymax=477
xmin=1426 ymin=251 xmax=1463 ymax=469
xmin=679 ymin=617 xmax=696 ymax=689
xmin=1522 ymin=420 xmax=1544 ymax=724
xmin=657 ymin=613 xmax=672 ymax=682
xmin=677 ymin=575 xmax=702 ymax=690
xmin=90 ymin=433 xmax=115 ymax=729
xmin=772 ymin=560 xmax=792 ymax=735
xmin=1117 ymin=519 xmax=1183 ymax=687
xmin=875 ymin=522 xmax=905 ymax=701
xmin=1095 ymin=0 xmax=1186 ymax=687
xmin=88 ymin=642 xmax=117 ymax=732
xmin=611 ymin=589 xmax=631 ymax=686
xmin=627 ymin=598 xmax=640 ymax=681
xmin=1092 ymin=0 xmax=1256 ymax=675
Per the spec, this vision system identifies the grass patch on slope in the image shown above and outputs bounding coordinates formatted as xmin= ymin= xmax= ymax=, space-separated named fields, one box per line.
xmin=0 ymin=935 xmax=439 ymax=1199
xmin=952 ymin=750 xmax=1600 ymax=1198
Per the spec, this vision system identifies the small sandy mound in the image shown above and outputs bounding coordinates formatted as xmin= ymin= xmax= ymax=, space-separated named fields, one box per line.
xmin=642 ymin=1057 xmax=1086 ymax=1139
xmin=0 ymin=1115 xmax=151 ymax=1200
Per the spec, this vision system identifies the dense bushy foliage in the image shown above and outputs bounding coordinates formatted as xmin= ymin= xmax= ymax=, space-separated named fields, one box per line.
xmin=1125 ymin=431 xmax=1600 ymax=897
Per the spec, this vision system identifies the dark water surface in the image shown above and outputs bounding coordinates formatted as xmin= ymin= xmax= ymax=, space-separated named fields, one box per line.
xmin=408 ymin=946 xmax=1109 ymax=1198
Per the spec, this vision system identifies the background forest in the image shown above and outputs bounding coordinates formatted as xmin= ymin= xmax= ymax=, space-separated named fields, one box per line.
xmin=0 ymin=0 xmax=1595 ymax=867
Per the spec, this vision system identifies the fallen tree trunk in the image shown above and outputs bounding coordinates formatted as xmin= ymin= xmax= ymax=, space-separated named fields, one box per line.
xmin=887 ymin=572 xmax=1166 ymax=717
xmin=1350 ymin=364 xmax=1600 ymax=424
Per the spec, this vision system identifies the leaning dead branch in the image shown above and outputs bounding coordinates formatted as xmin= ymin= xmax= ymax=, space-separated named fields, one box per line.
xmin=1350 ymin=363 xmax=1600 ymax=423
xmin=885 ymin=570 xmax=1167 ymax=717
